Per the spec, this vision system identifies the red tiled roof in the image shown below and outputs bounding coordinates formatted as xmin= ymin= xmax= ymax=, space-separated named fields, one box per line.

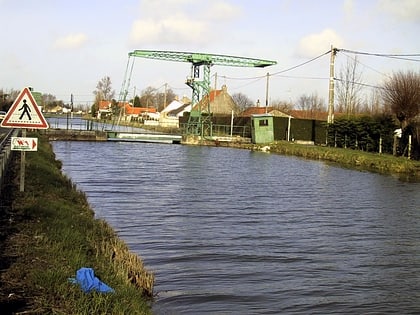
xmin=239 ymin=107 xmax=275 ymax=117
xmin=98 ymin=101 xmax=156 ymax=115
xmin=124 ymin=104 xmax=156 ymax=115
xmin=98 ymin=100 xmax=112 ymax=110
xmin=208 ymin=89 xmax=222 ymax=102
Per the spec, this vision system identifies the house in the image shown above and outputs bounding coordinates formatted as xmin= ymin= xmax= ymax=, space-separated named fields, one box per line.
xmin=97 ymin=100 xmax=157 ymax=121
xmin=48 ymin=105 xmax=63 ymax=114
xmin=122 ymin=104 xmax=158 ymax=123
xmin=161 ymin=95 xmax=192 ymax=117
xmin=191 ymin=85 xmax=239 ymax=116
xmin=159 ymin=96 xmax=192 ymax=128
xmin=97 ymin=100 xmax=113 ymax=119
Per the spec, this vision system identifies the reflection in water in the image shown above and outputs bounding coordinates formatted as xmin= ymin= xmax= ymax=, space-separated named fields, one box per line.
xmin=52 ymin=141 xmax=420 ymax=314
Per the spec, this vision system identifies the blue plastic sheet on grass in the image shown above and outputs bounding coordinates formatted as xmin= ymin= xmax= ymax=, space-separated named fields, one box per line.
xmin=69 ymin=267 xmax=114 ymax=293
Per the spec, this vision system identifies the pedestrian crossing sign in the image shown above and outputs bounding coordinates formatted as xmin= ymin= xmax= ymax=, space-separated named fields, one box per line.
xmin=1 ymin=87 xmax=49 ymax=129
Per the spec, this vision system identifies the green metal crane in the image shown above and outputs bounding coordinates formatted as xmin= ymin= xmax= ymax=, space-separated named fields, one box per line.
xmin=119 ymin=50 xmax=277 ymax=136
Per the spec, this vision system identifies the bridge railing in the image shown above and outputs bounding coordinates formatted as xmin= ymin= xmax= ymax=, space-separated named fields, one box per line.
xmin=179 ymin=123 xmax=251 ymax=138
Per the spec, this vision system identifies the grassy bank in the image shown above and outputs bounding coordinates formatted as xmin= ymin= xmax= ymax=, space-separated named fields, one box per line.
xmin=0 ymin=133 xmax=154 ymax=314
xmin=247 ymin=141 xmax=420 ymax=180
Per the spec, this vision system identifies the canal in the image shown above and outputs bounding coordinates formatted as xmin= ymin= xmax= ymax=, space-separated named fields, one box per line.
xmin=51 ymin=140 xmax=420 ymax=314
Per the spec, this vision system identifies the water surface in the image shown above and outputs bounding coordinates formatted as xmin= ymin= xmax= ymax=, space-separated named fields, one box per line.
xmin=52 ymin=141 xmax=420 ymax=314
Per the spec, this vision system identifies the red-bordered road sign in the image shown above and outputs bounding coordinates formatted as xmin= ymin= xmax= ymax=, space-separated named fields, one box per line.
xmin=11 ymin=137 xmax=38 ymax=151
xmin=1 ymin=87 xmax=49 ymax=129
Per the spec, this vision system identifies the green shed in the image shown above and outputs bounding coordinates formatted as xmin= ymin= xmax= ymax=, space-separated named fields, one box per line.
xmin=251 ymin=114 xmax=274 ymax=144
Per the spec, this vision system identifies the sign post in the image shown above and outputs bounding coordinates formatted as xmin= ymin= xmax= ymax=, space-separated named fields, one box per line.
xmin=20 ymin=129 xmax=26 ymax=192
xmin=1 ymin=87 xmax=49 ymax=192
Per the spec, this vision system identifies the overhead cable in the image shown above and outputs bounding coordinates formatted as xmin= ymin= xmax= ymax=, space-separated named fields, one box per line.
xmin=338 ymin=48 xmax=420 ymax=62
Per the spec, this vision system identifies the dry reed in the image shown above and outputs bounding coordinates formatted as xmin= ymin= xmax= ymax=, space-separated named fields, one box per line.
xmin=95 ymin=219 xmax=155 ymax=297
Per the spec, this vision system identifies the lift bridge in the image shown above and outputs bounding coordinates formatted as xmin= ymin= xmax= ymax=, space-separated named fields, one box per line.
xmin=118 ymin=50 xmax=276 ymax=137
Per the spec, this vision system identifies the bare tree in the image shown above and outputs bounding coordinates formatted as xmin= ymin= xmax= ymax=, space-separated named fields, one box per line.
xmin=336 ymin=56 xmax=363 ymax=115
xmin=155 ymin=88 xmax=176 ymax=111
xmin=134 ymin=86 xmax=177 ymax=111
xmin=41 ymin=93 xmax=64 ymax=111
xmin=93 ymin=76 xmax=115 ymax=101
xmin=271 ymin=99 xmax=294 ymax=113
xmin=0 ymin=88 xmax=19 ymax=111
xmin=382 ymin=70 xmax=420 ymax=129
xmin=360 ymin=89 xmax=382 ymax=115
xmin=232 ymin=92 xmax=254 ymax=111
xmin=140 ymin=86 xmax=157 ymax=109
xmin=297 ymin=93 xmax=326 ymax=118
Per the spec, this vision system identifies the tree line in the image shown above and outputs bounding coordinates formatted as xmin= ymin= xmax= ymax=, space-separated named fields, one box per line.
xmin=0 ymin=88 xmax=66 ymax=113
xmin=1 ymin=64 xmax=418 ymax=159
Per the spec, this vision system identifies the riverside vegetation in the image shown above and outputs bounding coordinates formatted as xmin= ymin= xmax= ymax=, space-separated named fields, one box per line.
xmin=248 ymin=141 xmax=420 ymax=181
xmin=0 ymin=132 xmax=154 ymax=314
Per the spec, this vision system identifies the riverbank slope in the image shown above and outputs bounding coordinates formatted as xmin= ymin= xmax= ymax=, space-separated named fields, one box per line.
xmin=0 ymin=133 xmax=153 ymax=314
xmin=250 ymin=141 xmax=420 ymax=180
xmin=184 ymin=136 xmax=420 ymax=180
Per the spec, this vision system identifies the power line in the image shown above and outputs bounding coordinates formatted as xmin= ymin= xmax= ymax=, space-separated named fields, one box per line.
xmin=334 ymin=78 xmax=385 ymax=90
xmin=339 ymin=51 xmax=390 ymax=78
xmin=271 ymin=50 xmax=331 ymax=76
xmin=219 ymin=50 xmax=331 ymax=81
xmin=273 ymin=74 xmax=329 ymax=80
xmin=226 ymin=77 xmax=266 ymax=92
xmin=216 ymin=73 xmax=266 ymax=81
xmin=338 ymin=48 xmax=420 ymax=62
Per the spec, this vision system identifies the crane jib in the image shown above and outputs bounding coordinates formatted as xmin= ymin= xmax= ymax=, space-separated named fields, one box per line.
xmin=128 ymin=50 xmax=277 ymax=68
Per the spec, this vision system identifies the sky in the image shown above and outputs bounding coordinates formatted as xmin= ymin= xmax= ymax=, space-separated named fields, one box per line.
xmin=0 ymin=0 xmax=419 ymax=108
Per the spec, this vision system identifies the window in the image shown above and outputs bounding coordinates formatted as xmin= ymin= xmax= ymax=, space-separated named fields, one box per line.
xmin=259 ymin=119 xmax=269 ymax=126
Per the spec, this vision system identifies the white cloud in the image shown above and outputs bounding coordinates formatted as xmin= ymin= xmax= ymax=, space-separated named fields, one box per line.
xmin=378 ymin=0 xmax=420 ymax=22
xmin=130 ymin=15 xmax=208 ymax=45
xmin=53 ymin=33 xmax=88 ymax=50
xmin=205 ymin=1 xmax=242 ymax=20
xmin=343 ymin=0 xmax=354 ymax=17
xmin=296 ymin=29 xmax=344 ymax=58
xmin=129 ymin=0 xmax=241 ymax=46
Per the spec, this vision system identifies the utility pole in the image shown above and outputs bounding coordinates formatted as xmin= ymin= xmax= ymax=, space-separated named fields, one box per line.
xmin=328 ymin=45 xmax=337 ymax=124
xmin=265 ymin=72 xmax=270 ymax=114
xmin=163 ymin=83 xmax=167 ymax=109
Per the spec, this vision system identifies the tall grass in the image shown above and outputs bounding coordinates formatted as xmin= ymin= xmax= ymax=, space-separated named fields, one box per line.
xmin=249 ymin=141 xmax=420 ymax=180
xmin=7 ymin=133 xmax=154 ymax=314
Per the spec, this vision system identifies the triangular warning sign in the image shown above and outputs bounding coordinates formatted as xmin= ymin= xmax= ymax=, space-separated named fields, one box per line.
xmin=1 ymin=87 xmax=49 ymax=129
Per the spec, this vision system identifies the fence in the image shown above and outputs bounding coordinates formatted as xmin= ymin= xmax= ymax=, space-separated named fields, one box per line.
xmin=0 ymin=129 xmax=19 ymax=196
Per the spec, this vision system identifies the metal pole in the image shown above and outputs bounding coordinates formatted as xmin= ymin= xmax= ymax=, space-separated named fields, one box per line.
xmin=265 ymin=72 xmax=269 ymax=114
xmin=163 ymin=83 xmax=167 ymax=109
xmin=230 ymin=110 xmax=234 ymax=138
xmin=379 ymin=136 xmax=382 ymax=154
xmin=393 ymin=135 xmax=397 ymax=156
xmin=408 ymin=135 xmax=412 ymax=159
xmin=327 ymin=45 xmax=336 ymax=124
xmin=20 ymin=129 xmax=26 ymax=192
